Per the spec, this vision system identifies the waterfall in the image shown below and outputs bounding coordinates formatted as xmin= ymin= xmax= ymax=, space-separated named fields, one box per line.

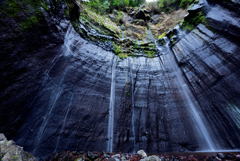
xmin=54 ymin=94 xmax=74 ymax=153
xmin=107 ymin=55 xmax=118 ymax=153
xmin=33 ymin=24 xmax=73 ymax=155
xmin=33 ymin=88 xmax=63 ymax=155
xmin=147 ymin=28 xmax=155 ymax=42
xmin=156 ymin=37 xmax=216 ymax=151
xmin=128 ymin=58 xmax=136 ymax=153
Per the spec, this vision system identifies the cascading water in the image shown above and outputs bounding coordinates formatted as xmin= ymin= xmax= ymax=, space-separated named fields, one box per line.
xmin=147 ymin=28 xmax=155 ymax=42
xmin=54 ymin=94 xmax=74 ymax=153
xmin=156 ymin=37 xmax=216 ymax=151
xmin=108 ymin=55 xmax=118 ymax=153
xmin=128 ymin=58 xmax=136 ymax=153
xmin=33 ymin=25 xmax=75 ymax=155
xmin=33 ymin=88 xmax=63 ymax=155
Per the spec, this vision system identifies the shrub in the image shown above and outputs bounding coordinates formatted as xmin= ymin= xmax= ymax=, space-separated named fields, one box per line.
xmin=147 ymin=1 xmax=161 ymax=14
xmin=181 ymin=11 xmax=207 ymax=31
xmin=113 ymin=43 xmax=121 ymax=54
xmin=179 ymin=0 xmax=194 ymax=8
xmin=156 ymin=0 xmax=195 ymax=13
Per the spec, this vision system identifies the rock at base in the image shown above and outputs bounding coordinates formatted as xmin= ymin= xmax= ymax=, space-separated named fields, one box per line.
xmin=137 ymin=150 xmax=147 ymax=158
xmin=0 ymin=133 xmax=36 ymax=161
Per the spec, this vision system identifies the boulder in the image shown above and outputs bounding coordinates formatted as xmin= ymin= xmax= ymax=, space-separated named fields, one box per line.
xmin=235 ymin=154 xmax=240 ymax=161
xmin=137 ymin=150 xmax=147 ymax=158
xmin=0 ymin=133 xmax=36 ymax=161
xmin=132 ymin=19 xmax=146 ymax=26
xmin=217 ymin=153 xmax=225 ymax=159
xmin=126 ymin=7 xmax=135 ymax=14
xmin=109 ymin=14 xmax=117 ymax=22
xmin=140 ymin=155 xmax=161 ymax=161
xmin=134 ymin=9 xmax=151 ymax=21
xmin=225 ymin=153 xmax=234 ymax=159
xmin=141 ymin=4 xmax=151 ymax=13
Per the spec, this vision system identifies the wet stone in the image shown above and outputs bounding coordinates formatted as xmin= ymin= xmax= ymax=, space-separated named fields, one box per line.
xmin=225 ymin=153 xmax=234 ymax=159
xmin=217 ymin=153 xmax=225 ymax=159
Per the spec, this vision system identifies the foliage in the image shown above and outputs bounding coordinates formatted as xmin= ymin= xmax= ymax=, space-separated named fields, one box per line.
xmin=1 ymin=0 xmax=50 ymax=30
xmin=179 ymin=0 xmax=195 ymax=8
xmin=144 ymin=50 xmax=155 ymax=58
xmin=119 ymin=53 xmax=128 ymax=58
xmin=14 ymin=154 xmax=18 ymax=160
xmin=157 ymin=0 xmax=194 ymax=13
xmin=82 ymin=6 xmax=121 ymax=36
xmin=113 ymin=43 xmax=121 ymax=54
xmin=158 ymin=32 xmax=166 ymax=39
xmin=147 ymin=1 xmax=161 ymax=14
xmin=129 ymin=0 xmax=145 ymax=7
xmin=117 ymin=11 xmax=123 ymax=19
xmin=85 ymin=0 xmax=144 ymax=14
xmin=181 ymin=11 xmax=206 ymax=31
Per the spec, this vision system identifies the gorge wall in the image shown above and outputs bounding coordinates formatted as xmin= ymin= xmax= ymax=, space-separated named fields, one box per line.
xmin=0 ymin=0 xmax=240 ymax=159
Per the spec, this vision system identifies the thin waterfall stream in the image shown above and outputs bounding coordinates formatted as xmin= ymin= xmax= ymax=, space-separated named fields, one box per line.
xmin=33 ymin=88 xmax=63 ymax=155
xmin=147 ymin=28 xmax=155 ymax=42
xmin=54 ymin=94 xmax=74 ymax=153
xmin=128 ymin=58 xmax=136 ymax=153
xmin=108 ymin=55 xmax=118 ymax=153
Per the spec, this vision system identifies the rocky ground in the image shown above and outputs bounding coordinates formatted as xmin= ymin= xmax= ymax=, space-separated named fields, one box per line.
xmin=45 ymin=150 xmax=240 ymax=161
xmin=1 ymin=133 xmax=240 ymax=161
xmin=0 ymin=134 xmax=36 ymax=161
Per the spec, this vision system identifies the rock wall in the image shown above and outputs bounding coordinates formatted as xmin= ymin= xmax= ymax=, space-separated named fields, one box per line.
xmin=0 ymin=0 xmax=240 ymax=159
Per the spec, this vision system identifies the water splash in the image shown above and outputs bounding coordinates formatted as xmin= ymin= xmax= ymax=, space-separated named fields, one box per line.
xmin=107 ymin=55 xmax=118 ymax=153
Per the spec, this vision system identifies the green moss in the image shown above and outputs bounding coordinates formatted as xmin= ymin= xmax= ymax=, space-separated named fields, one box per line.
xmin=1 ymin=0 xmax=50 ymax=30
xmin=117 ymin=11 xmax=123 ymax=19
xmin=113 ymin=43 xmax=121 ymax=54
xmin=118 ymin=53 xmax=128 ymax=58
xmin=64 ymin=9 xmax=69 ymax=17
xmin=181 ymin=11 xmax=207 ymax=31
xmin=158 ymin=32 xmax=166 ymax=39
xmin=19 ymin=15 xmax=39 ymax=30
xmin=80 ymin=6 xmax=121 ymax=37
xmin=42 ymin=2 xmax=50 ymax=11
xmin=134 ymin=33 xmax=143 ymax=40
xmin=167 ymin=31 xmax=174 ymax=39
xmin=144 ymin=50 xmax=155 ymax=58
xmin=146 ymin=28 xmax=149 ymax=36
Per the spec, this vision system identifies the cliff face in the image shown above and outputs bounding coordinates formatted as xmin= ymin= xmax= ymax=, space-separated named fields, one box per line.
xmin=0 ymin=0 xmax=240 ymax=159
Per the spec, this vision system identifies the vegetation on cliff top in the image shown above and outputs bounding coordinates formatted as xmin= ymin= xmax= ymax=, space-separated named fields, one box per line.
xmin=84 ymin=0 xmax=197 ymax=15
xmin=72 ymin=0 xmax=204 ymax=58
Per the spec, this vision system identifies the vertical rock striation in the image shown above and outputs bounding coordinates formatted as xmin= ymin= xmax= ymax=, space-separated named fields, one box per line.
xmin=0 ymin=0 xmax=240 ymax=159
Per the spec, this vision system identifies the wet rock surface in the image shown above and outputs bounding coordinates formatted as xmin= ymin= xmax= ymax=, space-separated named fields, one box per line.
xmin=0 ymin=0 xmax=240 ymax=160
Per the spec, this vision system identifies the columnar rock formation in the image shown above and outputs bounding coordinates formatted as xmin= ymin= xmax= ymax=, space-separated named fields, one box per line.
xmin=0 ymin=0 xmax=240 ymax=159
